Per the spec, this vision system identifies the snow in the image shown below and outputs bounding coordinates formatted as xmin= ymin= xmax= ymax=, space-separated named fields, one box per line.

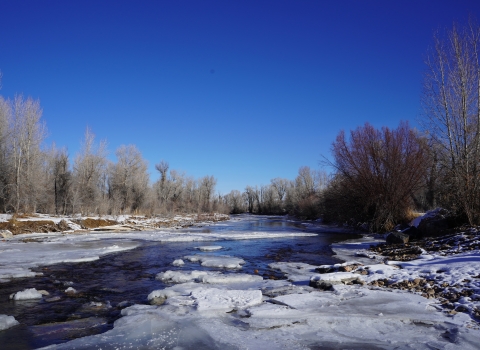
xmin=0 ymin=315 xmax=19 ymax=331
xmin=184 ymin=254 xmax=245 ymax=268
xmin=10 ymin=288 xmax=43 ymax=300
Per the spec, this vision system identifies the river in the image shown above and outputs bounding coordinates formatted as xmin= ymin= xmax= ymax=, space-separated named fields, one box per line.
xmin=0 ymin=215 xmax=360 ymax=349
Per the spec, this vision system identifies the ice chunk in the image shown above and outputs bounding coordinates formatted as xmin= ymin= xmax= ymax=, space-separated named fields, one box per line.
xmin=199 ymin=273 xmax=263 ymax=284
xmin=184 ymin=254 xmax=245 ymax=268
xmin=10 ymin=288 xmax=43 ymax=300
xmin=172 ymin=259 xmax=184 ymax=266
xmin=0 ymin=315 xmax=19 ymax=330
xmin=156 ymin=270 xmax=263 ymax=285
xmin=195 ymin=245 xmax=223 ymax=251
xmin=191 ymin=288 xmax=263 ymax=311
xmin=156 ymin=270 xmax=210 ymax=283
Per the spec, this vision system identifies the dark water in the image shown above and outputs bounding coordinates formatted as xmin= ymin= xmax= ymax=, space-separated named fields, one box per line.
xmin=0 ymin=215 xmax=360 ymax=349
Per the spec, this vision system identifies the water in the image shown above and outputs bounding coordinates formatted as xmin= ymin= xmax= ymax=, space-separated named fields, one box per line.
xmin=0 ymin=215 xmax=360 ymax=349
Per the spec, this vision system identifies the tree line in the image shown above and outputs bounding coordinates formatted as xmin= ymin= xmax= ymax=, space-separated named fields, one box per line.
xmin=222 ymin=20 xmax=480 ymax=232
xmin=0 ymin=95 xmax=224 ymax=215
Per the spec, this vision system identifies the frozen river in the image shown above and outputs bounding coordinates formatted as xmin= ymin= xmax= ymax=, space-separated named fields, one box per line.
xmin=0 ymin=215 xmax=360 ymax=349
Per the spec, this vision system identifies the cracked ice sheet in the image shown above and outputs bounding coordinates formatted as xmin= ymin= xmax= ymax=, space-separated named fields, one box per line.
xmin=43 ymin=283 xmax=480 ymax=350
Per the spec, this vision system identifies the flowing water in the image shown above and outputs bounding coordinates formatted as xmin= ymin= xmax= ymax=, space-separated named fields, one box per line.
xmin=0 ymin=215 xmax=360 ymax=349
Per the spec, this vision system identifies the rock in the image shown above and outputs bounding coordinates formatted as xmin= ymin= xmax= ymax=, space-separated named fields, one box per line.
xmin=417 ymin=208 xmax=451 ymax=238
xmin=0 ymin=230 xmax=13 ymax=239
xmin=45 ymin=296 xmax=62 ymax=302
xmin=309 ymin=280 xmax=334 ymax=291
xmin=149 ymin=296 xmax=167 ymax=305
xmin=315 ymin=266 xmax=335 ymax=274
xmin=386 ymin=232 xmax=409 ymax=245
xmin=402 ymin=226 xmax=419 ymax=240
xmin=57 ymin=220 xmax=70 ymax=231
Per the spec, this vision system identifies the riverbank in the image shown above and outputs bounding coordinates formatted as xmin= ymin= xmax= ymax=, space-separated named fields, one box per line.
xmin=0 ymin=213 xmax=230 ymax=237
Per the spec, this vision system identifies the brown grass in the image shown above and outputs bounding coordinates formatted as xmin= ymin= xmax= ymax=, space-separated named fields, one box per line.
xmin=77 ymin=218 xmax=118 ymax=229
xmin=0 ymin=219 xmax=60 ymax=234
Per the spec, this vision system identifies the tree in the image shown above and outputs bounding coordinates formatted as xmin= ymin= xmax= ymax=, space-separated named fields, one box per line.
xmin=72 ymin=128 xmax=108 ymax=214
xmin=328 ymin=122 xmax=428 ymax=231
xmin=0 ymin=96 xmax=10 ymax=211
xmin=8 ymin=95 xmax=46 ymax=213
xmin=108 ymin=145 xmax=149 ymax=213
xmin=422 ymin=20 xmax=480 ymax=224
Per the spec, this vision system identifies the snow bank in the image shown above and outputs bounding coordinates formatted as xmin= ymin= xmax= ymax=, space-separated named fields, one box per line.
xmin=0 ymin=315 xmax=19 ymax=331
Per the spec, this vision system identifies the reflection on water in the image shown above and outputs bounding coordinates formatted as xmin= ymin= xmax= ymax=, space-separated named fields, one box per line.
xmin=0 ymin=215 xmax=360 ymax=349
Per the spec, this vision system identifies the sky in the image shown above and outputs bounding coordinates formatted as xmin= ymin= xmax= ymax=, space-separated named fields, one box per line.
xmin=1 ymin=0 xmax=479 ymax=194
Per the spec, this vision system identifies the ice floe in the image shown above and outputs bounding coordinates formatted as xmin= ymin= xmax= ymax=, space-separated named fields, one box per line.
xmin=184 ymin=254 xmax=245 ymax=268
xmin=195 ymin=245 xmax=223 ymax=251
xmin=10 ymin=288 xmax=43 ymax=300
xmin=0 ymin=315 xmax=19 ymax=331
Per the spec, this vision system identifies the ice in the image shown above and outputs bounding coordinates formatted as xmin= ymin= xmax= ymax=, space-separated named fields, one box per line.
xmin=184 ymin=254 xmax=245 ymax=268
xmin=156 ymin=270 xmax=210 ymax=283
xmin=192 ymin=288 xmax=262 ymax=312
xmin=171 ymin=258 xmax=184 ymax=266
xmin=195 ymin=245 xmax=223 ymax=251
xmin=10 ymin=288 xmax=43 ymax=300
xmin=199 ymin=273 xmax=263 ymax=284
xmin=0 ymin=239 xmax=140 ymax=282
xmin=156 ymin=270 xmax=263 ymax=285
xmin=0 ymin=315 xmax=19 ymax=331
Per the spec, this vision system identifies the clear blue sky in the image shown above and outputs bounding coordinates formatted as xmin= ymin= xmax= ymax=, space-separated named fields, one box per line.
xmin=1 ymin=1 xmax=479 ymax=194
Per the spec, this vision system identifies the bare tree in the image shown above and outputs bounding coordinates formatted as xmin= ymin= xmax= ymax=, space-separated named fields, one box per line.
xmin=328 ymin=122 xmax=428 ymax=231
xmin=271 ymin=178 xmax=289 ymax=202
xmin=155 ymin=160 xmax=169 ymax=186
xmin=0 ymin=96 xmax=10 ymax=211
xmin=422 ymin=20 xmax=480 ymax=224
xmin=72 ymin=128 xmax=108 ymax=214
xmin=8 ymin=95 xmax=46 ymax=213
xmin=108 ymin=144 xmax=149 ymax=213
